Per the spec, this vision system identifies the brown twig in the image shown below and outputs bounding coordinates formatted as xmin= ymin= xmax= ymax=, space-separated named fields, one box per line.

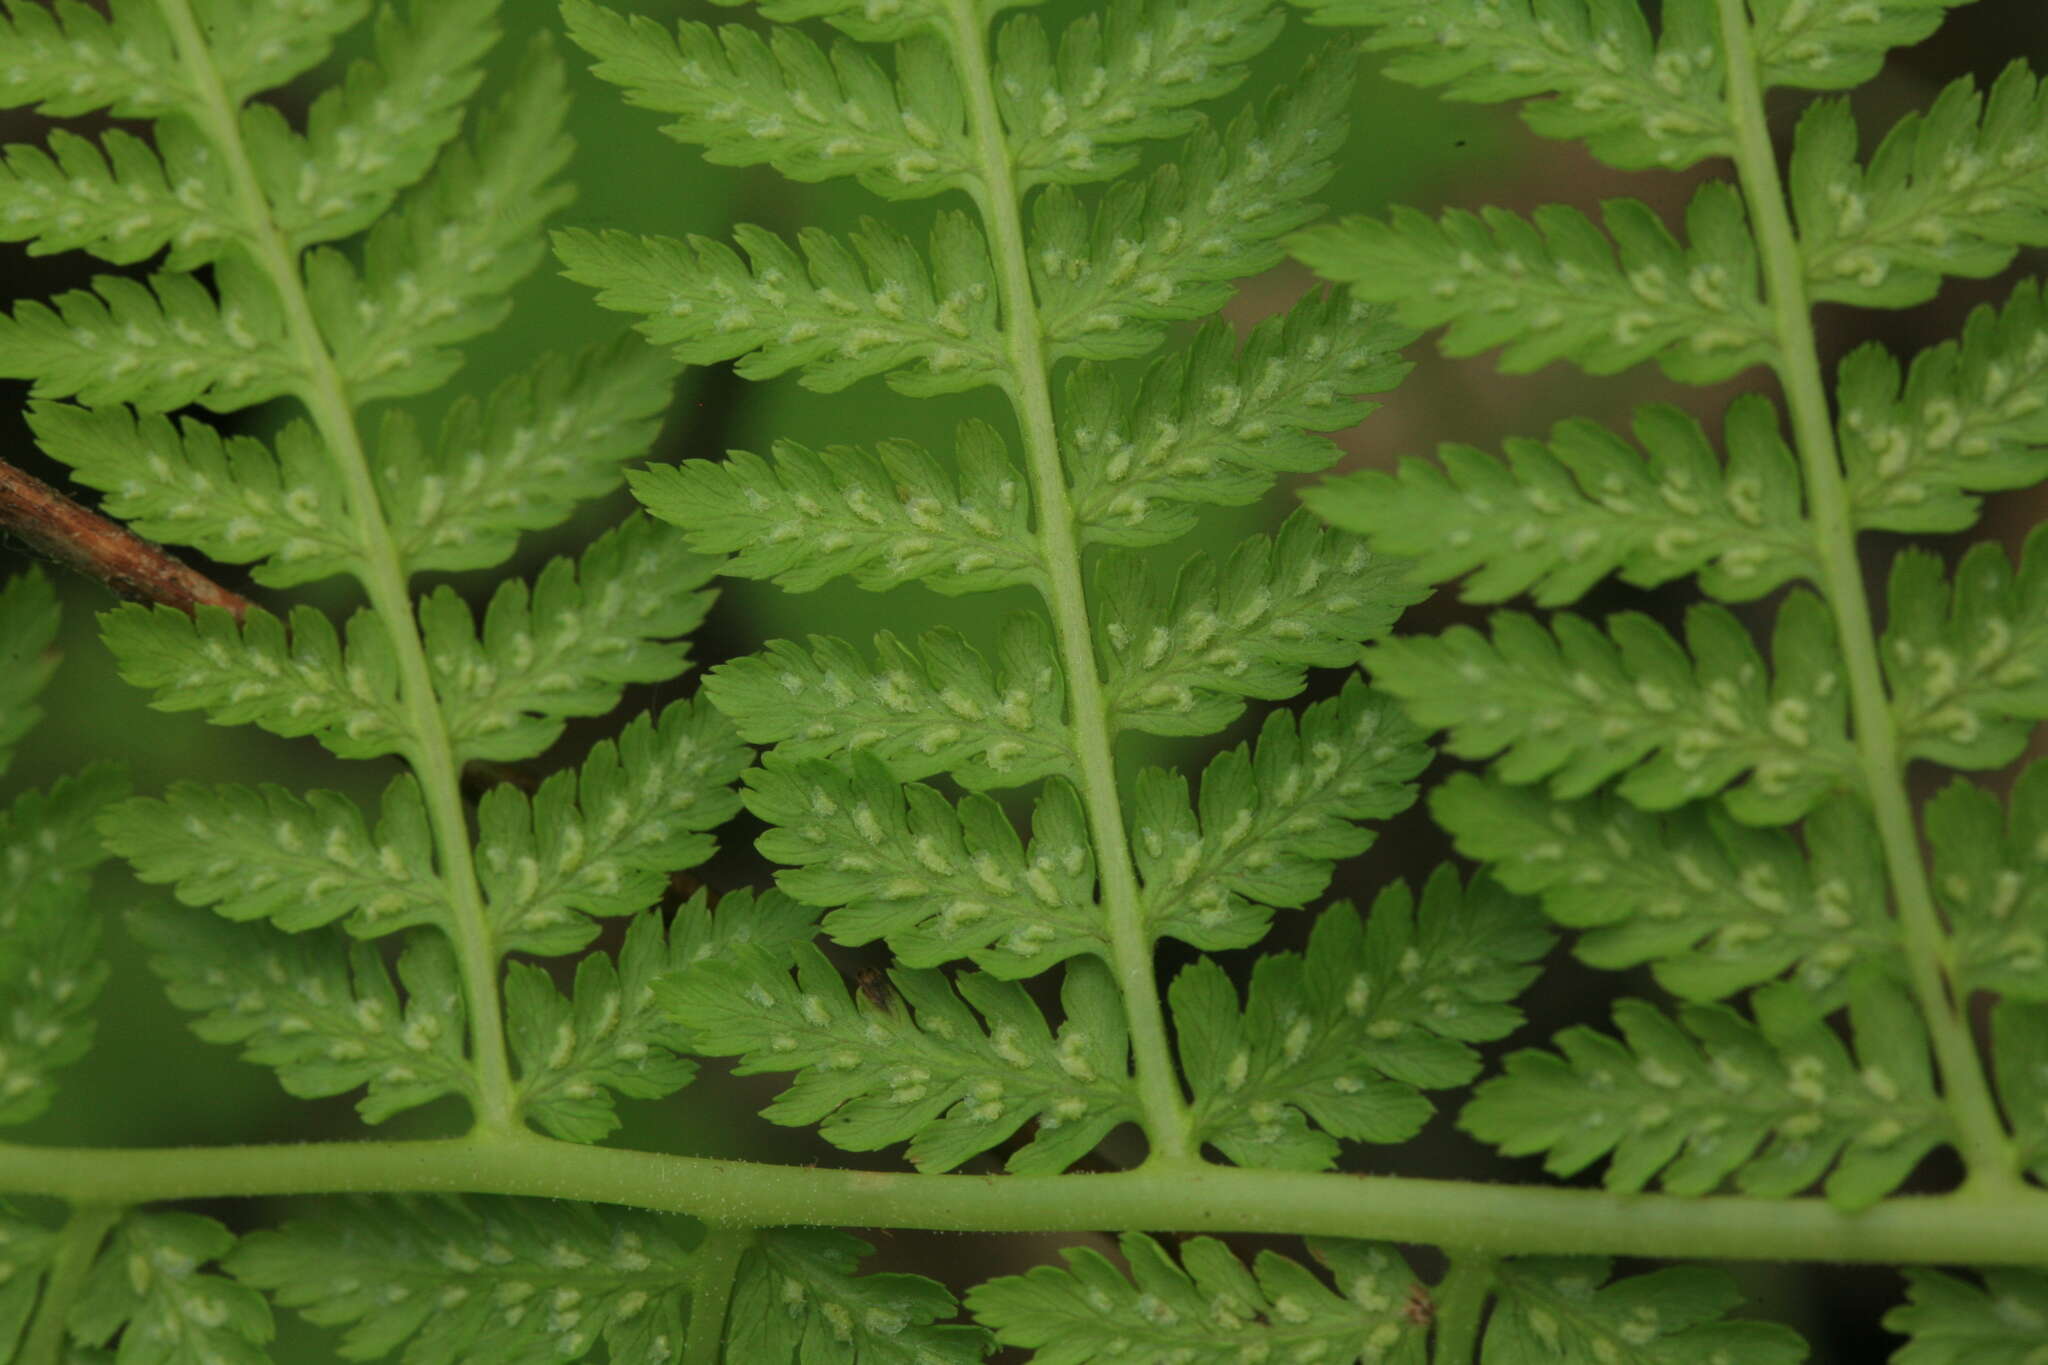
xmin=0 ymin=456 xmax=250 ymax=621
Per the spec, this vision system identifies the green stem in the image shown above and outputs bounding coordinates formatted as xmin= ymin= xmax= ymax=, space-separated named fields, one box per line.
xmin=936 ymin=0 xmax=1195 ymax=1162
xmin=1712 ymin=0 xmax=2016 ymax=1188
xmin=1429 ymin=1256 xmax=1493 ymax=1365
xmin=683 ymin=1227 xmax=752 ymax=1365
xmin=2 ymin=1135 xmax=2046 ymax=1266
xmin=19 ymin=1203 xmax=119 ymax=1365
xmin=154 ymin=0 xmax=518 ymax=1133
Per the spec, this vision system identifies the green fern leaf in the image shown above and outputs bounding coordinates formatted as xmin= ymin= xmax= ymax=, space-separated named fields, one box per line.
xmin=994 ymin=0 xmax=1282 ymax=186
xmin=474 ymin=698 xmax=747 ymax=956
xmin=0 ymin=0 xmax=185 ymax=117
xmin=0 ymin=767 xmax=125 ymax=1124
xmin=1435 ymin=775 xmax=1895 ymax=1003
xmin=376 ymin=339 xmax=682 ymax=576
xmin=659 ymin=947 xmax=1135 ymax=1172
xmin=1485 ymin=1258 xmax=1806 ymax=1364
xmin=1792 ymin=71 xmax=2048 ymax=311
xmin=565 ymin=0 xmax=972 ymax=198
xmin=1463 ymin=980 xmax=1948 ymax=1210
xmin=967 ymin=1233 xmax=1426 ymax=1364
xmin=421 ymin=516 xmax=716 ymax=764
xmin=749 ymin=757 xmax=1100 ymax=976
xmin=707 ymin=617 xmax=1075 ymax=788
xmin=0 ymin=123 xmax=233 ymax=267
xmin=312 ymin=42 xmax=574 ymax=403
xmin=1752 ymin=0 xmax=1971 ymax=92
xmin=102 ymin=777 xmax=447 ymax=939
xmin=230 ymin=1195 xmax=696 ymax=1363
xmin=73 ymin=1213 xmax=273 ymax=1365
xmin=1099 ymin=515 xmax=1426 ymax=737
xmin=1840 ymin=280 xmax=2048 ymax=536
xmin=728 ymin=1228 xmax=991 ymax=1362
xmin=1294 ymin=183 xmax=1774 ymax=382
xmin=510 ymin=892 xmax=816 ymax=1143
xmin=0 ymin=259 xmax=294 ymax=410
xmin=102 ymin=602 xmax=408 ymax=760
xmin=1366 ymin=592 xmax=1856 ymax=824
xmin=27 ymin=403 xmax=357 ymax=588
xmin=0 ymin=568 xmax=59 ymax=775
xmin=199 ymin=0 xmax=374 ymax=101
xmin=1924 ymin=766 xmax=2048 ymax=1002
xmin=1292 ymin=0 xmax=1729 ymax=171
xmin=630 ymin=420 xmax=1040 ymax=596
xmin=1886 ymin=1265 xmax=2048 ymax=1365
xmin=0 ymin=1212 xmax=53 ymax=1361
xmin=1175 ymin=873 xmax=1548 ymax=1169
xmin=1036 ymin=53 xmax=1349 ymax=361
xmin=1883 ymin=533 xmax=2048 ymax=771
xmin=1066 ymin=292 xmax=1413 ymax=547
xmin=1135 ymin=681 xmax=1429 ymax=950
xmin=1307 ymin=395 xmax=1815 ymax=606
xmin=255 ymin=0 xmax=494 ymax=251
xmin=555 ymin=215 xmax=1004 ymax=395
xmin=1993 ymin=1002 xmax=2048 ymax=1182
xmin=133 ymin=913 xmax=472 ymax=1124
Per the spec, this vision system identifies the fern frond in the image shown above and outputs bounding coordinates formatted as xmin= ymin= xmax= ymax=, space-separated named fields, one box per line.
xmin=1293 ymin=183 xmax=1774 ymax=382
xmin=256 ymin=0 xmax=494 ymax=251
xmin=749 ymin=757 xmax=1100 ymax=975
xmin=1792 ymin=70 xmax=2048 ymax=311
xmin=967 ymin=1233 xmax=1427 ymax=1363
xmin=473 ymin=699 xmax=747 ymax=957
xmin=631 ymin=419 xmax=1040 ymax=596
xmin=231 ymin=1195 xmax=695 ymax=1363
xmin=1883 ymin=533 xmax=2048 ymax=772
xmin=729 ymin=1228 xmax=990 ymax=1362
xmin=1175 ymin=874 xmax=1548 ymax=1169
xmin=1291 ymin=0 xmax=1730 ymax=171
xmin=74 ymin=1213 xmax=271 ymax=1365
xmin=1924 ymin=766 xmax=2048 ymax=1002
xmin=0 ymin=259 xmax=295 ymax=410
xmin=1886 ymin=1265 xmax=2048 ymax=1365
xmin=103 ymin=602 xmax=406 ymax=760
xmin=1307 ymin=396 xmax=1815 ymax=607
xmin=1751 ymin=0 xmax=1970 ymax=92
xmin=378 ymin=339 xmax=682 ymax=577
xmin=659 ymin=947 xmax=1135 ymax=1172
xmin=1134 ymin=681 xmax=1428 ymax=950
xmin=707 ymin=617 xmax=1076 ymax=789
xmin=0 ymin=767 xmax=125 ymax=1123
xmin=0 ymin=0 xmax=185 ymax=118
xmin=199 ymin=0 xmax=373 ymax=100
xmin=509 ymin=893 xmax=815 ymax=1143
xmin=1436 ymin=775 xmax=1894 ymax=1004
xmin=1485 ymin=1258 xmax=1807 ymax=1364
xmin=133 ymin=912 xmax=472 ymax=1124
xmin=27 ymin=403 xmax=356 ymax=588
xmin=554 ymin=215 xmax=1005 ymax=396
xmin=564 ymin=0 xmax=972 ymax=198
xmin=103 ymin=777 xmax=448 ymax=938
xmin=420 ymin=516 xmax=716 ymax=764
xmin=1464 ymin=980 xmax=1947 ymax=1210
xmin=0 ymin=1213 xmax=52 ymax=1359
xmin=1993 ymin=1002 xmax=2048 ymax=1182
xmin=994 ymin=0 xmax=1283 ymax=186
xmin=1065 ymin=292 xmax=1413 ymax=548
xmin=1098 ymin=513 xmax=1420 ymax=737
xmin=0 ymin=568 xmax=58 ymax=774
xmin=1035 ymin=52 xmax=1349 ymax=361
xmin=0 ymin=123 xmax=233 ymax=267
xmin=1840 ymin=279 xmax=2048 ymax=536
xmin=313 ymin=42 xmax=575 ymax=403
xmin=1366 ymin=593 xmax=1856 ymax=824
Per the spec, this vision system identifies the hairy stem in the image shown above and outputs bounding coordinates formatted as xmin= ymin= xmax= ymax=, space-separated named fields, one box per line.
xmin=155 ymin=0 xmax=518 ymax=1132
xmin=1428 ymin=1256 xmax=1492 ymax=1365
xmin=1713 ymin=0 xmax=2016 ymax=1187
xmin=1 ymin=1135 xmax=2046 ymax=1266
xmin=18 ymin=1203 xmax=119 ymax=1365
xmin=937 ymin=1 xmax=1195 ymax=1160
xmin=683 ymin=1227 xmax=751 ymax=1365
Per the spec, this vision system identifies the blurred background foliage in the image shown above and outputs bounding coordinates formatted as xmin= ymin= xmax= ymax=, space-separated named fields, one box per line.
xmin=0 ymin=1 xmax=2044 ymax=1359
